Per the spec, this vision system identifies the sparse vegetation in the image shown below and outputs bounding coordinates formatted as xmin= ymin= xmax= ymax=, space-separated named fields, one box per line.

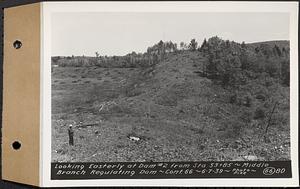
xmin=52 ymin=37 xmax=290 ymax=162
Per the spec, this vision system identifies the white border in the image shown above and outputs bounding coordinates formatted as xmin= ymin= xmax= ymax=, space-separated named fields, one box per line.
xmin=41 ymin=1 xmax=299 ymax=187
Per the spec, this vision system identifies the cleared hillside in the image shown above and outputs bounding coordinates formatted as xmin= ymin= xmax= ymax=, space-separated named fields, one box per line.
xmin=247 ymin=40 xmax=289 ymax=49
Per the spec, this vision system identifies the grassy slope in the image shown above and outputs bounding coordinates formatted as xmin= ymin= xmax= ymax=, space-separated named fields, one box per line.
xmin=52 ymin=50 xmax=290 ymax=162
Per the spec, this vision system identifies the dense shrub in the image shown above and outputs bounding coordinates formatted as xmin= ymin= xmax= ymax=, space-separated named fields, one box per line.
xmin=200 ymin=36 xmax=290 ymax=87
xmin=239 ymin=109 xmax=253 ymax=123
xmin=229 ymin=91 xmax=253 ymax=107
xmin=229 ymin=93 xmax=237 ymax=104
xmin=220 ymin=119 xmax=244 ymax=139
xmin=254 ymin=107 xmax=266 ymax=120
xmin=244 ymin=94 xmax=253 ymax=107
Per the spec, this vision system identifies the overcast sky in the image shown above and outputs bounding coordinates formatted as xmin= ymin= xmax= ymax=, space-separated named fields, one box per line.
xmin=51 ymin=12 xmax=289 ymax=56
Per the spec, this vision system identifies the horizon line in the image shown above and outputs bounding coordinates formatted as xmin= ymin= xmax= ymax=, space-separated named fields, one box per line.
xmin=51 ymin=38 xmax=290 ymax=57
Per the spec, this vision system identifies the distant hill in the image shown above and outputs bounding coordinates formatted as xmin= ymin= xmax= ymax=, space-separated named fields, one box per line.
xmin=246 ymin=40 xmax=290 ymax=50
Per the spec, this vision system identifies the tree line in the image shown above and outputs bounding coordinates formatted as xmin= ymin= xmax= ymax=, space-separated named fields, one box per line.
xmin=52 ymin=37 xmax=290 ymax=88
xmin=51 ymin=39 xmax=204 ymax=68
xmin=197 ymin=36 xmax=290 ymax=87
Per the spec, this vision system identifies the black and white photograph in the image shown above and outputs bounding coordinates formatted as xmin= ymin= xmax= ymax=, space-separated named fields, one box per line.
xmin=51 ymin=11 xmax=291 ymax=163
